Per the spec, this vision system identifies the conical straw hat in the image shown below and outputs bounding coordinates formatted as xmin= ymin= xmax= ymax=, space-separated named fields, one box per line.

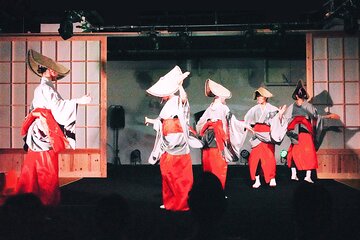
xmin=146 ymin=65 xmax=190 ymax=97
xmin=27 ymin=49 xmax=70 ymax=80
xmin=205 ymin=79 xmax=232 ymax=99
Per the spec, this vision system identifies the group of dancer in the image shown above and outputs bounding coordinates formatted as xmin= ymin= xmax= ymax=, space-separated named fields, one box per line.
xmin=145 ymin=65 xmax=339 ymax=212
xmin=13 ymin=50 xmax=338 ymax=211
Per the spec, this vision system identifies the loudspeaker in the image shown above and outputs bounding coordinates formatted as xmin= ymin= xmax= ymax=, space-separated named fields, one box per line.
xmin=108 ymin=105 xmax=125 ymax=129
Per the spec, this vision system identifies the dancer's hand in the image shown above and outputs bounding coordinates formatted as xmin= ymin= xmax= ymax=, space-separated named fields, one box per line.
xmin=278 ymin=104 xmax=287 ymax=119
xmin=76 ymin=94 xmax=92 ymax=104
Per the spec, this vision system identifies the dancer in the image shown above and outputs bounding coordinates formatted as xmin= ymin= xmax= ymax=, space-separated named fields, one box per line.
xmin=244 ymin=86 xmax=287 ymax=188
xmin=17 ymin=49 xmax=92 ymax=206
xmin=284 ymin=80 xmax=339 ymax=183
xmin=145 ymin=66 xmax=202 ymax=211
xmin=196 ymin=79 xmax=248 ymax=189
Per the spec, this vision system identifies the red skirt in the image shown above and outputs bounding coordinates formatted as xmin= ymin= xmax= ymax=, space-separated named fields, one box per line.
xmin=287 ymin=132 xmax=318 ymax=170
xmin=16 ymin=149 xmax=60 ymax=206
xmin=248 ymin=124 xmax=276 ymax=183
xmin=202 ymin=148 xmax=228 ymax=189
xmin=160 ymin=152 xmax=193 ymax=211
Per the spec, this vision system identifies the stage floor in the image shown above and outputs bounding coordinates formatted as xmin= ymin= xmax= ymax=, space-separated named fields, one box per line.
xmin=55 ymin=165 xmax=360 ymax=240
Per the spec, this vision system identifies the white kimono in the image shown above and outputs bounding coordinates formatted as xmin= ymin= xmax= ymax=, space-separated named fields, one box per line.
xmin=148 ymin=95 xmax=201 ymax=164
xmin=25 ymin=77 xmax=78 ymax=151
xmin=196 ymin=101 xmax=247 ymax=162
xmin=244 ymin=102 xmax=287 ymax=148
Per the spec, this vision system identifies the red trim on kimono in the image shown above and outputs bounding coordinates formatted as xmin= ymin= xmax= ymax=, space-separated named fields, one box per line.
xmin=248 ymin=123 xmax=276 ymax=183
xmin=287 ymin=116 xmax=318 ymax=170
xmin=200 ymin=120 xmax=228 ymax=189
xmin=287 ymin=116 xmax=313 ymax=135
xmin=21 ymin=108 xmax=69 ymax=153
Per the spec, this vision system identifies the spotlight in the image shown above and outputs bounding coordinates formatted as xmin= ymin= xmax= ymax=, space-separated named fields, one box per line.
xmin=280 ymin=149 xmax=288 ymax=165
xmin=178 ymin=31 xmax=191 ymax=49
xmin=280 ymin=149 xmax=288 ymax=158
xmin=240 ymin=149 xmax=250 ymax=165
xmin=148 ymin=31 xmax=159 ymax=50
xmin=58 ymin=10 xmax=83 ymax=40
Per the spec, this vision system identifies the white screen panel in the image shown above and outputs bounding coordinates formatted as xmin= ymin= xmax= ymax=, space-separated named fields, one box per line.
xmin=13 ymin=41 xmax=26 ymax=61
xmin=345 ymin=82 xmax=359 ymax=104
xmin=12 ymin=84 xmax=25 ymax=105
xmin=27 ymin=66 xmax=40 ymax=83
xmin=328 ymin=60 xmax=343 ymax=82
xmin=75 ymin=127 xmax=85 ymax=148
xmin=0 ymin=128 xmax=10 ymax=148
xmin=0 ymin=63 xmax=11 ymax=83
xmin=27 ymin=41 xmax=40 ymax=53
xmin=0 ymin=84 xmax=10 ymax=105
xmin=56 ymin=83 xmax=71 ymax=100
xmin=76 ymin=105 xmax=86 ymax=126
xmin=329 ymin=82 xmax=343 ymax=104
xmin=87 ymin=62 xmax=100 ymax=82
xmin=345 ymin=105 xmax=359 ymax=126
xmin=344 ymin=37 xmax=359 ymax=59
xmin=0 ymin=41 xmax=11 ymax=61
xmin=13 ymin=62 xmax=26 ymax=83
xmin=12 ymin=106 xmax=26 ymax=127
xmin=87 ymin=106 xmax=99 ymax=126
xmin=72 ymin=84 xmax=85 ymax=97
xmin=42 ymin=41 xmax=56 ymax=60
xmin=12 ymin=127 xmax=23 ymax=148
xmin=71 ymin=62 xmax=85 ymax=82
xmin=57 ymin=41 xmax=71 ymax=61
xmin=328 ymin=37 xmax=343 ymax=59
xmin=0 ymin=106 xmax=10 ymax=127
xmin=313 ymin=60 xmax=327 ymax=82
xmin=87 ymin=41 xmax=100 ymax=61
xmin=87 ymin=83 xmax=99 ymax=104
xmin=26 ymin=83 xmax=37 ymax=104
xmin=344 ymin=60 xmax=359 ymax=81
xmin=72 ymin=41 xmax=86 ymax=61
xmin=313 ymin=38 xmax=327 ymax=59
xmin=87 ymin=127 xmax=100 ymax=148
xmin=313 ymin=82 xmax=328 ymax=105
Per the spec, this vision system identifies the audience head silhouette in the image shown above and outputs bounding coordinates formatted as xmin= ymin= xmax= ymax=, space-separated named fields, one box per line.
xmin=188 ymin=171 xmax=227 ymax=239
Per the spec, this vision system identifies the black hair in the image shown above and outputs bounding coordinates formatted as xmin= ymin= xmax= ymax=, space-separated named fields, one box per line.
xmin=37 ymin=65 xmax=47 ymax=74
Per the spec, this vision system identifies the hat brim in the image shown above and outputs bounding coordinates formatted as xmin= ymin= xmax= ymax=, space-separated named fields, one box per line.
xmin=27 ymin=49 xmax=70 ymax=80
xmin=253 ymin=87 xmax=273 ymax=100
xmin=205 ymin=79 xmax=232 ymax=99
xmin=146 ymin=66 xmax=190 ymax=97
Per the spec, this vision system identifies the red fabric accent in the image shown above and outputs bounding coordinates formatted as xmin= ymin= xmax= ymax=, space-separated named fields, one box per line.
xmin=162 ymin=118 xmax=183 ymax=135
xmin=287 ymin=132 xmax=318 ymax=170
xmin=21 ymin=108 xmax=69 ymax=153
xmin=248 ymin=141 xmax=276 ymax=183
xmin=287 ymin=116 xmax=313 ymax=135
xmin=200 ymin=120 xmax=227 ymax=152
xmin=253 ymin=123 xmax=271 ymax=132
xmin=202 ymin=148 xmax=228 ymax=189
xmin=16 ymin=149 xmax=60 ymax=206
xmin=160 ymin=152 xmax=193 ymax=211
